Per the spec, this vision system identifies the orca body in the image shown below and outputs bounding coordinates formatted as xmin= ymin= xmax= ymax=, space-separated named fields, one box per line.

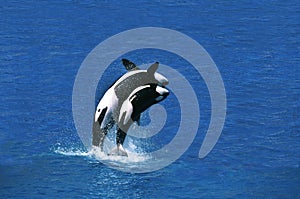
xmin=119 ymin=84 xmax=169 ymax=127
xmin=92 ymin=59 xmax=169 ymax=156
xmin=109 ymin=84 xmax=169 ymax=156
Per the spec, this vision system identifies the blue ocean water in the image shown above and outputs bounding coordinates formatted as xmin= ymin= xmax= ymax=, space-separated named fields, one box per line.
xmin=1 ymin=0 xmax=299 ymax=198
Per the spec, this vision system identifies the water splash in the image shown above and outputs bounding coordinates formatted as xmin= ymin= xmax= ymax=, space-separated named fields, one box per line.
xmin=52 ymin=137 xmax=151 ymax=168
xmin=91 ymin=146 xmax=150 ymax=163
xmin=53 ymin=146 xmax=91 ymax=157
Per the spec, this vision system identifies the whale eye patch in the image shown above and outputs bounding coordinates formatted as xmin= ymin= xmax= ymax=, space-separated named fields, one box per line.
xmin=98 ymin=109 xmax=100 ymax=112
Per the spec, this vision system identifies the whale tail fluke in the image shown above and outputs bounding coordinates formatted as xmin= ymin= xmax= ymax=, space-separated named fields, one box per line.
xmin=108 ymin=144 xmax=128 ymax=157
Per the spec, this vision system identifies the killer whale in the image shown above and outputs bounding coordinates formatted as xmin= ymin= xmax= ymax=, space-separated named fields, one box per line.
xmin=119 ymin=84 xmax=169 ymax=126
xmin=109 ymin=83 xmax=169 ymax=156
xmin=92 ymin=59 xmax=169 ymax=156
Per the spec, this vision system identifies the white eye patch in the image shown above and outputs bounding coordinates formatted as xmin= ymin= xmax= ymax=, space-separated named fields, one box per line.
xmin=155 ymin=86 xmax=168 ymax=95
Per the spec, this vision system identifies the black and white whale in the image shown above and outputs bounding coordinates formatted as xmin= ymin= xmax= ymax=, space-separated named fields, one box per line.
xmin=119 ymin=84 xmax=169 ymax=127
xmin=109 ymin=83 xmax=169 ymax=156
xmin=92 ymin=59 xmax=169 ymax=156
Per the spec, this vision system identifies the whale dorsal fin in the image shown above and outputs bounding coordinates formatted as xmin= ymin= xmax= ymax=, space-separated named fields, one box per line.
xmin=122 ymin=59 xmax=140 ymax=71
xmin=147 ymin=62 xmax=159 ymax=74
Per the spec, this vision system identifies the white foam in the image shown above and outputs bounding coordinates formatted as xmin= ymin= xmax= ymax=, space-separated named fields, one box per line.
xmin=91 ymin=145 xmax=150 ymax=164
xmin=53 ymin=142 xmax=150 ymax=165
xmin=54 ymin=146 xmax=91 ymax=157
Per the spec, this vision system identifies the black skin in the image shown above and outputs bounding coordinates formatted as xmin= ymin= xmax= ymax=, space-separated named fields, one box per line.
xmin=116 ymin=84 xmax=169 ymax=146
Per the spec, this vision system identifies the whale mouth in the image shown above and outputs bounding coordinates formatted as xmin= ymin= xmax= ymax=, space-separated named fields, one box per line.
xmin=163 ymin=89 xmax=169 ymax=97
xmin=155 ymin=86 xmax=169 ymax=102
